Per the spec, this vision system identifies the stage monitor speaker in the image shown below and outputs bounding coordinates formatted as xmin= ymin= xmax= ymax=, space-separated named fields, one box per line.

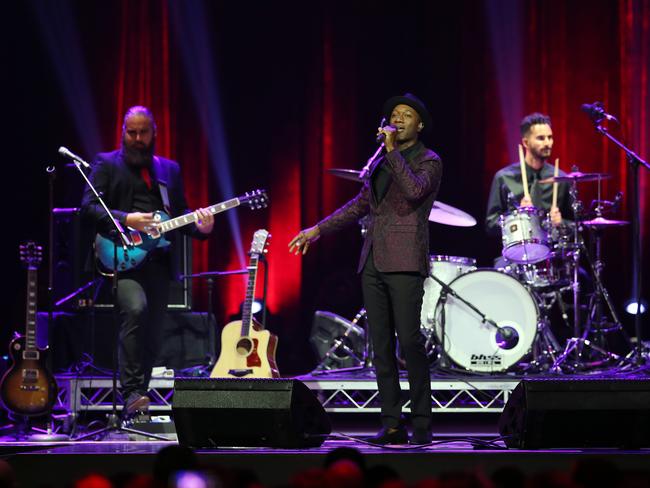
xmin=498 ymin=378 xmax=650 ymax=449
xmin=172 ymin=378 xmax=331 ymax=448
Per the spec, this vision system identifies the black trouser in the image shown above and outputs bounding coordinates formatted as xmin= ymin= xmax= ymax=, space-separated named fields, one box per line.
xmin=361 ymin=250 xmax=432 ymax=430
xmin=114 ymin=257 xmax=170 ymax=400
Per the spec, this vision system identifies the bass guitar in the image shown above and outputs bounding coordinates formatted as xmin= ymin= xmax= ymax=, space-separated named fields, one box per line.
xmin=95 ymin=189 xmax=268 ymax=272
xmin=211 ymin=229 xmax=279 ymax=378
xmin=0 ymin=242 xmax=58 ymax=416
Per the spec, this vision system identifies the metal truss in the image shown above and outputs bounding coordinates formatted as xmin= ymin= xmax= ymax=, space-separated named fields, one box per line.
xmin=56 ymin=373 xmax=519 ymax=415
xmin=55 ymin=375 xmax=175 ymax=415
xmin=299 ymin=377 xmax=519 ymax=412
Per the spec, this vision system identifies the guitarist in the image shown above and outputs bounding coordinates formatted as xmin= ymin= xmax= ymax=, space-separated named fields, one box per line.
xmin=81 ymin=106 xmax=214 ymax=417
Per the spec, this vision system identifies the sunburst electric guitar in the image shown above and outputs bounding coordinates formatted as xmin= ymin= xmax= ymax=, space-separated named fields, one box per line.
xmin=95 ymin=189 xmax=268 ymax=272
xmin=0 ymin=242 xmax=58 ymax=416
xmin=211 ymin=229 xmax=279 ymax=378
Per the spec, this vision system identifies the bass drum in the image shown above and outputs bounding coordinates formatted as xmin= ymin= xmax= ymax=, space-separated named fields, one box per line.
xmin=420 ymin=256 xmax=476 ymax=331
xmin=433 ymin=269 xmax=539 ymax=372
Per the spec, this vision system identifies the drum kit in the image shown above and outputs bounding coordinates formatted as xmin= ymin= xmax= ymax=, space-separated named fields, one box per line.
xmin=327 ymin=166 xmax=631 ymax=375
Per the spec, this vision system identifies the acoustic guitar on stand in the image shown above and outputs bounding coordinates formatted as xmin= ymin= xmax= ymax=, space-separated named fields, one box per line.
xmin=0 ymin=242 xmax=58 ymax=416
xmin=210 ymin=229 xmax=279 ymax=378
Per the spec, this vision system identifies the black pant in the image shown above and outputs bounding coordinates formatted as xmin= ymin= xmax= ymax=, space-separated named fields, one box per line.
xmin=115 ymin=257 xmax=170 ymax=399
xmin=361 ymin=250 xmax=432 ymax=430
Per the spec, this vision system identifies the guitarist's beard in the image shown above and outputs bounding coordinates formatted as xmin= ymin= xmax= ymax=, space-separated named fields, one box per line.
xmin=122 ymin=138 xmax=155 ymax=168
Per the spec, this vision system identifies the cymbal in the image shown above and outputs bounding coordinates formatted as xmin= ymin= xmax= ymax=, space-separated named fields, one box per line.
xmin=540 ymin=171 xmax=612 ymax=184
xmin=429 ymin=201 xmax=477 ymax=227
xmin=327 ymin=168 xmax=362 ymax=182
xmin=327 ymin=169 xmax=476 ymax=227
xmin=581 ymin=216 xmax=629 ymax=227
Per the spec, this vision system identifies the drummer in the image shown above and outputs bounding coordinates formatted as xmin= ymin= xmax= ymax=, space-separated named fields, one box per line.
xmin=485 ymin=112 xmax=572 ymax=242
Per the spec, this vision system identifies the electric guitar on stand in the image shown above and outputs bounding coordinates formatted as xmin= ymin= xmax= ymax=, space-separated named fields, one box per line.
xmin=95 ymin=189 xmax=268 ymax=272
xmin=211 ymin=229 xmax=280 ymax=378
xmin=0 ymin=242 xmax=58 ymax=416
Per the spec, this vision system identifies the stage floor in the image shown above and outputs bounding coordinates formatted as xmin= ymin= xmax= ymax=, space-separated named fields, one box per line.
xmin=3 ymin=436 xmax=650 ymax=487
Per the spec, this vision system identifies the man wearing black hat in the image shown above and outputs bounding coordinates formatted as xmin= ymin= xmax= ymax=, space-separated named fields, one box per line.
xmin=289 ymin=93 xmax=442 ymax=445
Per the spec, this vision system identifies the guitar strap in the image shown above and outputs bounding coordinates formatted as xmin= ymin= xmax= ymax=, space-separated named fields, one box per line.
xmin=153 ymin=156 xmax=172 ymax=215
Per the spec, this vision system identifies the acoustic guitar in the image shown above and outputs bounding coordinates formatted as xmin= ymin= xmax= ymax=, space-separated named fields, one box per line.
xmin=210 ymin=229 xmax=279 ymax=378
xmin=0 ymin=242 xmax=58 ymax=416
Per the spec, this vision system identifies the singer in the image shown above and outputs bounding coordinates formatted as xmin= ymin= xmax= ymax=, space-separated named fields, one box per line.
xmin=289 ymin=93 xmax=442 ymax=445
xmin=80 ymin=106 xmax=215 ymax=418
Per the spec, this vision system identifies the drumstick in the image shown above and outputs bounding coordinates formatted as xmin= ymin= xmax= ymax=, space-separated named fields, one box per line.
xmin=518 ymin=144 xmax=530 ymax=201
xmin=552 ymin=158 xmax=559 ymax=209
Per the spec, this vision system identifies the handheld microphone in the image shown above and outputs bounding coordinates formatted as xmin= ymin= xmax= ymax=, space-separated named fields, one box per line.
xmin=375 ymin=117 xmax=387 ymax=143
xmin=58 ymin=146 xmax=91 ymax=168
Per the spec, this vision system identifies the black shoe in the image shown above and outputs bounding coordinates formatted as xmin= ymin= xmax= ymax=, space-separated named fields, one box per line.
xmin=367 ymin=426 xmax=409 ymax=445
xmin=409 ymin=428 xmax=432 ymax=445
xmin=124 ymin=393 xmax=150 ymax=417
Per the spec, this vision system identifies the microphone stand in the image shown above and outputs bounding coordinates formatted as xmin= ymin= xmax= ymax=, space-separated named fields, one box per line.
xmin=427 ymin=273 xmax=514 ymax=344
xmin=69 ymin=159 xmax=166 ymax=441
xmin=589 ymin=118 xmax=650 ymax=365
xmin=359 ymin=143 xmax=385 ymax=180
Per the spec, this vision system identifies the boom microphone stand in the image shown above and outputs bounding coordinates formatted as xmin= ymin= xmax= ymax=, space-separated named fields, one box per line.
xmin=62 ymin=149 xmax=166 ymax=441
xmin=583 ymin=103 xmax=650 ymax=364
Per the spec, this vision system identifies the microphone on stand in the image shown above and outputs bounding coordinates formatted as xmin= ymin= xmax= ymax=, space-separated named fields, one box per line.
xmin=58 ymin=146 xmax=91 ymax=168
xmin=580 ymin=102 xmax=619 ymax=124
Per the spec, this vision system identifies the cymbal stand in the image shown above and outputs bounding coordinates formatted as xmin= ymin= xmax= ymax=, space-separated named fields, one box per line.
xmin=569 ymin=179 xmax=582 ymax=362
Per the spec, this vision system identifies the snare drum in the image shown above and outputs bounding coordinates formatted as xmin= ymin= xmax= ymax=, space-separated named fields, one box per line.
xmin=514 ymin=250 xmax=572 ymax=289
xmin=432 ymin=269 xmax=539 ymax=372
xmin=500 ymin=207 xmax=550 ymax=264
xmin=420 ymin=255 xmax=476 ymax=331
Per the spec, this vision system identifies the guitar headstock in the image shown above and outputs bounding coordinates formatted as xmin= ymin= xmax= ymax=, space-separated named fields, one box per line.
xmin=249 ymin=229 xmax=270 ymax=256
xmin=241 ymin=189 xmax=269 ymax=210
xmin=19 ymin=241 xmax=43 ymax=269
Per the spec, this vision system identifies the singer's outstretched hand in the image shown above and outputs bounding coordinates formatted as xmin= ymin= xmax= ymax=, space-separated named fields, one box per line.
xmin=288 ymin=225 xmax=320 ymax=255
xmin=377 ymin=125 xmax=398 ymax=151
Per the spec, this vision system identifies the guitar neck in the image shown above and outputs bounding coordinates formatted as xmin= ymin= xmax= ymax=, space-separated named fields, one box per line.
xmin=241 ymin=255 xmax=261 ymax=336
xmin=156 ymin=197 xmax=241 ymax=234
xmin=24 ymin=267 xmax=38 ymax=353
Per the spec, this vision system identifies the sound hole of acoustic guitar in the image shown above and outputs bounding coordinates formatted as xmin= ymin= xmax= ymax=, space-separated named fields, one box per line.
xmin=236 ymin=337 xmax=254 ymax=356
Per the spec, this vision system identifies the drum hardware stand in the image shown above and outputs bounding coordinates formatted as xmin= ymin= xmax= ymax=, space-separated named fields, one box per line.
xmin=579 ymin=226 xmax=633 ymax=362
xmin=312 ymin=308 xmax=374 ymax=375
xmin=568 ymin=177 xmax=583 ymax=362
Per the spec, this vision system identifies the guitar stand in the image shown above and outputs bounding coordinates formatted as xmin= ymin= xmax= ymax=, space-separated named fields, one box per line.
xmin=4 ymin=415 xmax=68 ymax=442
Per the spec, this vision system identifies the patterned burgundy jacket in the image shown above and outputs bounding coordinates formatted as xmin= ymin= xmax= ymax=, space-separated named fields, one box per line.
xmin=317 ymin=142 xmax=443 ymax=276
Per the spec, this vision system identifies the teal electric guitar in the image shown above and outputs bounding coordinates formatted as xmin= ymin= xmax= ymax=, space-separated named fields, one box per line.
xmin=95 ymin=189 xmax=268 ymax=272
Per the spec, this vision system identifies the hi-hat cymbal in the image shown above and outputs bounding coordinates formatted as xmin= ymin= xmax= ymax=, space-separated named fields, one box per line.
xmin=429 ymin=201 xmax=477 ymax=227
xmin=327 ymin=168 xmax=362 ymax=182
xmin=540 ymin=171 xmax=612 ymax=184
xmin=581 ymin=216 xmax=629 ymax=227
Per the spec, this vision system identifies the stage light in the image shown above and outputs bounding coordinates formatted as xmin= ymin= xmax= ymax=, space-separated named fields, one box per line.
xmin=251 ymin=299 xmax=264 ymax=315
xmin=624 ymin=299 xmax=647 ymax=315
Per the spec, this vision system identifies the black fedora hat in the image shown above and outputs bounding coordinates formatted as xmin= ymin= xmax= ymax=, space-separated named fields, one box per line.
xmin=382 ymin=93 xmax=432 ymax=135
